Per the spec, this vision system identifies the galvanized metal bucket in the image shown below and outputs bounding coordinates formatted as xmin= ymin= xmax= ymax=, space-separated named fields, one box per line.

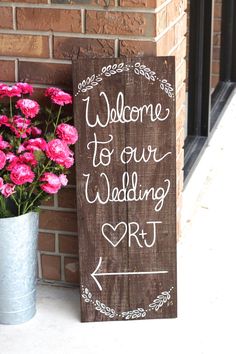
xmin=0 ymin=212 xmax=39 ymax=325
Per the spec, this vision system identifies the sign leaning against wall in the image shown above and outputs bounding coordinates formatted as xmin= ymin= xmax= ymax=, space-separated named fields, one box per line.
xmin=73 ymin=57 xmax=177 ymax=322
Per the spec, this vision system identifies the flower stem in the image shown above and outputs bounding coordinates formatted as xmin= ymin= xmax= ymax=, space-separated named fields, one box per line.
xmin=45 ymin=103 xmax=53 ymax=135
xmin=23 ymin=190 xmax=44 ymax=214
xmin=23 ymin=160 xmax=51 ymax=213
xmin=53 ymin=106 xmax=62 ymax=135
xmin=9 ymin=97 xmax=13 ymax=118
xmin=10 ymin=193 xmax=19 ymax=207
xmin=19 ymin=116 xmax=27 ymax=144
xmin=0 ymin=196 xmax=6 ymax=217
xmin=18 ymin=186 xmax=23 ymax=216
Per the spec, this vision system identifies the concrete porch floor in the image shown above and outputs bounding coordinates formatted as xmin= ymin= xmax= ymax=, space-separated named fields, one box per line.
xmin=1 ymin=92 xmax=236 ymax=354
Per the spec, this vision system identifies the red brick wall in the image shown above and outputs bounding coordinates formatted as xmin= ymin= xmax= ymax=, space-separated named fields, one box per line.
xmin=186 ymin=0 xmax=222 ymax=92
xmin=0 ymin=0 xmax=187 ymax=285
xmin=212 ymin=0 xmax=222 ymax=90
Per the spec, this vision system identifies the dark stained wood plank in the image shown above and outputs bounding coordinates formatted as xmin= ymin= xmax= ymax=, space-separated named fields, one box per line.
xmin=73 ymin=57 xmax=177 ymax=322
xmin=124 ymin=58 xmax=176 ymax=318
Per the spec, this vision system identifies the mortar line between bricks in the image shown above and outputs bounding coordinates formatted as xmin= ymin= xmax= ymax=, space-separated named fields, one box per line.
xmin=49 ymin=33 xmax=53 ymax=58
xmin=176 ymin=105 xmax=185 ymax=121
xmin=0 ymin=81 xmax=72 ymax=91
xmin=176 ymin=148 xmax=184 ymax=162
xmin=176 ymin=126 xmax=184 ymax=140
xmin=37 ymin=279 xmax=79 ymax=288
xmin=0 ymin=55 xmax=72 ymax=64
xmin=155 ymin=12 xmax=186 ymax=43
xmin=12 ymin=6 xmax=16 ymax=30
xmin=176 ymin=58 xmax=186 ymax=73
xmin=81 ymin=8 xmax=85 ymax=34
xmin=14 ymin=59 xmax=18 ymax=82
xmin=55 ymin=232 xmax=59 ymax=253
xmin=40 ymin=250 xmax=78 ymax=258
xmin=0 ymin=29 xmax=157 ymax=41
xmin=176 ymin=83 xmax=186 ymax=97
xmin=0 ymin=3 xmax=158 ymax=13
xmin=168 ymin=36 xmax=186 ymax=56
xmin=54 ymin=193 xmax=58 ymax=208
xmin=61 ymin=255 xmax=65 ymax=282
xmin=37 ymin=251 xmax=43 ymax=279
xmin=176 ymin=81 xmax=186 ymax=95
xmin=115 ymin=38 xmax=119 ymax=58
xmin=176 ymin=82 xmax=186 ymax=94
xmin=40 ymin=206 xmax=77 ymax=212
xmin=0 ymin=0 xmax=175 ymax=14
xmin=154 ymin=0 xmax=172 ymax=14
xmin=0 ymin=58 xmax=15 ymax=62
xmin=39 ymin=228 xmax=78 ymax=236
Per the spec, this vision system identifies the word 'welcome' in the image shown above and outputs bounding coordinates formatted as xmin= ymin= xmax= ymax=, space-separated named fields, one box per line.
xmin=83 ymin=91 xmax=170 ymax=128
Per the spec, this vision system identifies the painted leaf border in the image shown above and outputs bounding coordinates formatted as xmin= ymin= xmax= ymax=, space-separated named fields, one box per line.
xmin=75 ymin=62 xmax=175 ymax=99
xmin=81 ymin=285 xmax=174 ymax=320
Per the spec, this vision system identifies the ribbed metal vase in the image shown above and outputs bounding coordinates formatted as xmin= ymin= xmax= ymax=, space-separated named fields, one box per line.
xmin=0 ymin=212 xmax=39 ymax=325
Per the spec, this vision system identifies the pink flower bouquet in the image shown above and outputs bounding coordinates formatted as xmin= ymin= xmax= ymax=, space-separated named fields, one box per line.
xmin=0 ymin=83 xmax=78 ymax=217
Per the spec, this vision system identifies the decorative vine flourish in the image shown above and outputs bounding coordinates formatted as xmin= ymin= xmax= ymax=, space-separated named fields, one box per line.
xmin=95 ymin=300 xmax=116 ymax=318
xmin=75 ymin=62 xmax=175 ymax=100
xmin=133 ymin=62 xmax=156 ymax=81
xmin=149 ymin=291 xmax=171 ymax=311
xmin=122 ymin=308 xmax=146 ymax=320
xmin=81 ymin=286 xmax=174 ymax=320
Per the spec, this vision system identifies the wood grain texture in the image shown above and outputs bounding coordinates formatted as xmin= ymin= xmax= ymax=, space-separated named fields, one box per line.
xmin=73 ymin=57 xmax=177 ymax=322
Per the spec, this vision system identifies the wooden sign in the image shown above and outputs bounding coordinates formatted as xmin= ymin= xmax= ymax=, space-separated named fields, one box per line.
xmin=73 ymin=57 xmax=177 ymax=322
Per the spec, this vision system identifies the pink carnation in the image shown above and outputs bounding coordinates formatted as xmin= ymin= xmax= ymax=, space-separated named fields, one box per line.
xmin=24 ymin=138 xmax=47 ymax=152
xmin=31 ymin=126 xmax=42 ymax=136
xmin=56 ymin=123 xmax=78 ymax=145
xmin=19 ymin=152 xmax=37 ymax=166
xmin=0 ymin=115 xmax=9 ymax=127
xmin=1 ymin=183 xmax=15 ymax=198
xmin=16 ymin=82 xmax=33 ymax=95
xmin=49 ymin=89 xmax=72 ymax=106
xmin=0 ymin=84 xmax=21 ymax=98
xmin=0 ymin=84 xmax=6 ymax=97
xmin=40 ymin=172 xmax=62 ymax=194
xmin=6 ymin=152 xmax=16 ymax=163
xmin=46 ymin=139 xmax=74 ymax=167
xmin=6 ymin=156 xmax=20 ymax=171
xmin=0 ymin=177 xmax=3 ymax=189
xmin=45 ymin=87 xmax=60 ymax=97
xmin=10 ymin=128 xmax=28 ymax=139
xmin=0 ymin=135 xmax=10 ymax=150
xmin=59 ymin=174 xmax=68 ymax=186
xmin=10 ymin=163 xmax=35 ymax=185
xmin=13 ymin=116 xmax=31 ymax=130
xmin=0 ymin=150 xmax=6 ymax=169
xmin=10 ymin=116 xmax=31 ymax=138
xmin=16 ymin=99 xmax=40 ymax=118
xmin=18 ymin=144 xmax=26 ymax=154
xmin=63 ymin=156 xmax=74 ymax=168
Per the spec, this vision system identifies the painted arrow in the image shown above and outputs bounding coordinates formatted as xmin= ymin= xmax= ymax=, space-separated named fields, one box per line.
xmin=91 ymin=257 xmax=168 ymax=291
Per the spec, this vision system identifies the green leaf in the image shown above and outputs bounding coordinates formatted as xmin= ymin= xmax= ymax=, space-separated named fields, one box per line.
xmin=45 ymin=133 xmax=55 ymax=141
xmin=34 ymin=150 xmax=46 ymax=163
xmin=61 ymin=116 xmax=72 ymax=123
xmin=45 ymin=107 xmax=52 ymax=115
xmin=32 ymin=120 xmax=42 ymax=126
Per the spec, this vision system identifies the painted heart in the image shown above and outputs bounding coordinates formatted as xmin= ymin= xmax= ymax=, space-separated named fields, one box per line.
xmin=102 ymin=222 xmax=127 ymax=247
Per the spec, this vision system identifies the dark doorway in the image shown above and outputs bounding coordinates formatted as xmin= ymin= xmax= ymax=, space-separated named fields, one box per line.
xmin=184 ymin=0 xmax=236 ymax=183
